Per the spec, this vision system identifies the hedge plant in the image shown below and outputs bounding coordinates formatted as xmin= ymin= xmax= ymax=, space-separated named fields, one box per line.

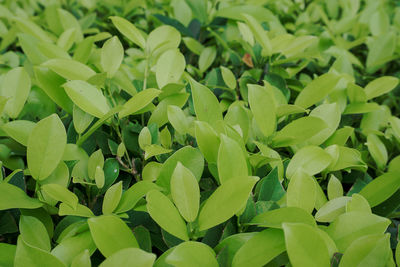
xmin=1 ymin=0 xmax=400 ymax=266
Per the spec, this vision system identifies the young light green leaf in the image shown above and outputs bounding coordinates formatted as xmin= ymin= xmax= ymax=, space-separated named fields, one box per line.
xmin=167 ymin=105 xmax=189 ymax=134
xmin=294 ymin=73 xmax=340 ymax=109
xmin=146 ymin=190 xmax=189 ymax=241
xmin=339 ymin=234 xmax=391 ymax=267
xmin=165 ymin=241 xmax=218 ymax=267
xmin=242 ymin=14 xmax=272 ymax=56
xmin=138 ymin=127 xmax=152 ymax=150
xmin=14 ymin=236 xmax=65 ymax=267
xmin=232 ymin=228 xmax=285 ymax=267
xmin=156 ymin=146 xmax=204 ymax=193
xmin=71 ymin=250 xmax=91 ymax=267
xmin=248 ymin=84 xmax=276 ymax=138
xmin=198 ymin=176 xmax=259 ymax=231
xmin=170 ymin=162 xmax=200 ymax=222
xmin=63 ymin=80 xmax=110 ymax=118
xmin=1 ymin=67 xmax=31 ymax=118
xmin=156 ymin=49 xmax=185 ymax=88
xmin=218 ymin=134 xmax=248 ymax=184
xmin=198 ymin=46 xmax=216 ymax=73
xmin=88 ymin=215 xmax=139 ymax=257
xmin=364 ymin=76 xmax=399 ymax=100
xmin=366 ymin=134 xmax=388 ymax=170
xmin=2 ymin=120 xmax=36 ymax=146
xmin=271 ymin=116 xmax=327 ymax=147
xmin=41 ymin=184 xmax=78 ymax=209
xmin=286 ymin=172 xmax=316 ymax=213
xmin=119 ymin=89 xmax=161 ymax=118
xmin=88 ymin=149 xmax=104 ymax=180
xmin=0 ymin=183 xmax=42 ymax=210
xmin=95 ymin=166 xmax=105 ymax=189
xmin=189 ymin=77 xmax=223 ymax=130
xmin=59 ymin=203 xmax=94 ymax=218
xmin=144 ymin=144 xmax=172 ymax=160
xmin=73 ymin=105 xmax=94 ymax=134
xmin=182 ymin=37 xmax=204 ymax=55
xmin=27 ymin=114 xmax=67 ymax=180
xmin=359 ymin=171 xmax=400 ymax=207
xmin=110 ymin=16 xmax=146 ymax=49
xmin=115 ymin=181 xmax=162 ymax=213
xmin=194 ymin=121 xmax=220 ymax=164
xmin=283 ymin=223 xmax=330 ymax=267
xmin=286 ymin=146 xmax=332 ymax=179
xmin=346 ymin=193 xmax=371 ymax=213
xmin=42 ymin=58 xmax=96 ymax=81
xmin=102 ymin=181 xmax=123 ymax=215
xmin=326 ymin=211 xmax=390 ymax=252
xmin=101 ymin=36 xmax=124 ymax=78
xmin=20 ymin=215 xmax=51 ymax=251
xmin=327 ymin=175 xmax=343 ymax=200
xmin=250 ymin=207 xmax=316 ymax=228
xmin=315 ymin=196 xmax=351 ymax=223
xmin=99 ymin=248 xmax=156 ymax=267
xmin=146 ymin=25 xmax=181 ymax=56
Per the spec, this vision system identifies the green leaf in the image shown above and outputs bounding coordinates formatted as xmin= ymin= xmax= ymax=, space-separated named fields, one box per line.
xmin=119 ymin=89 xmax=161 ymax=118
xmin=294 ymin=73 xmax=340 ymax=109
xmin=218 ymin=134 xmax=248 ymax=184
xmin=286 ymin=172 xmax=316 ymax=213
xmin=2 ymin=120 xmax=36 ymax=146
xmin=115 ymin=181 xmax=162 ymax=213
xmin=199 ymin=46 xmax=216 ymax=73
xmin=315 ymin=196 xmax=351 ymax=223
xmin=71 ymin=250 xmax=91 ymax=267
xmin=59 ymin=203 xmax=94 ymax=218
xmin=87 ymin=149 xmax=105 ymax=180
xmin=34 ymin=67 xmax=74 ymax=113
xmin=194 ymin=121 xmax=220 ymax=163
xmin=366 ymin=32 xmax=396 ymax=71
xmin=88 ymin=215 xmax=139 ymax=257
xmin=63 ymin=80 xmax=110 ymax=118
xmin=250 ymin=207 xmax=316 ymax=228
xmin=73 ymin=105 xmax=94 ymax=134
xmin=110 ymin=16 xmax=146 ymax=49
xmin=366 ymin=134 xmax=388 ymax=170
xmin=339 ymin=234 xmax=391 ymax=267
xmin=346 ymin=193 xmax=371 ymax=213
xmin=242 ymin=14 xmax=272 ymax=56
xmin=247 ymin=84 xmax=276 ymax=138
xmin=42 ymin=58 xmax=96 ymax=81
xmin=27 ymin=114 xmax=67 ymax=180
xmin=156 ymin=146 xmax=204 ymax=193
xmin=0 ymin=183 xmax=42 ymax=210
xmin=232 ymin=228 xmax=285 ymax=267
xmin=41 ymin=184 xmax=78 ymax=209
xmin=156 ymin=49 xmax=185 ymax=88
xmin=359 ymin=172 xmax=400 ymax=207
xmin=271 ymin=116 xmax=327 ymax=147
xmin=327 ymin=175 xmax=343 ymax=200
xmin=146 ymin=25 xmax=181 ymax=56
xmin=283 ymin=223 xmax=330 ymax=267
xmin=95 ymin=166 xmax=105 ymax=189
xmin=99 ymin=248 xmax=156 ymax=267
xmin=0 ymin=243 xmax=16 ymax=267
xmin=258 ymin=167 xmax=285 ymax=201
xmin=0 ymin=67 xmax=31 ymax=118
xmin=165 ymin=241 xmax=218 ymax=267
xmin=51 ymin=231 xmax=96 ymax=266
xmin=364 ymin=76 xmax=399 ymax=100
xmin=102 ymin=181 xmax=123 ymax=215
xmin=220 ymin=66 xmax=236 ymax=89
xmin=326 ymin=211 xmax=390 ymax=252
xmin=286 ymin=146 xmax=332 ymax=179
xmin=138 ymin=127 xmax=152 ymax=150
xmin=167 ymin=105 xmax=189 ymax=134
xmin=20 ymin=215 xmax=50 ymax=251
xmin=14 ymin=236 xmax=65 ymax=267
xmin=144 ymin=144 xmax=172 ymax=160
xmin=198 ymin=176 xmax=259 ymax=231
xmin=182 ymin=37 xmax=204 ymax=55
xmin=101 ymin=36 xmax=124 ymax=78
xmin=170 ymin=162 xmax=200 ymax=222
xmin=146 ymin=190 xmax=189 ymax=241
xmin=189 ymin=77 xmax=223 ymax=130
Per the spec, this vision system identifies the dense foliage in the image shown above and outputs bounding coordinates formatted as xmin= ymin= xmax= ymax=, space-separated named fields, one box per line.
xmin=1 ymin=0 xmax=400 ymax=266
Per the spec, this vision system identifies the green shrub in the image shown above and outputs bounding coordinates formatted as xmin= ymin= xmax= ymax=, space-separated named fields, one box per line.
xmin=0 ymin=0 xmax=400 ymax=266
